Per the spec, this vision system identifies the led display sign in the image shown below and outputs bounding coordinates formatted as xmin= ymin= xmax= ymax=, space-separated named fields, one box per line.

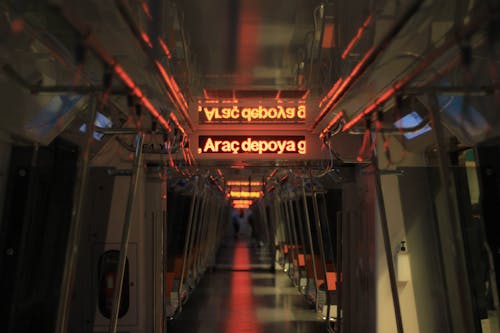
xmin=198 ymin=104 xmax=306 ymax=123
xmin=198 ymin=136 xmax=306 ymax=155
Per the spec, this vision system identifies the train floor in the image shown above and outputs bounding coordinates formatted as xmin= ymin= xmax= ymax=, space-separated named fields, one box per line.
xmin=167 ymin=236 xmax=324 ymax=333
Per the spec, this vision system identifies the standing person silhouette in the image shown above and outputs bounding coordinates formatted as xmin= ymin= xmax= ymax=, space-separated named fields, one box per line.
xmin=232 ymin=209 xmax=242 ymax=238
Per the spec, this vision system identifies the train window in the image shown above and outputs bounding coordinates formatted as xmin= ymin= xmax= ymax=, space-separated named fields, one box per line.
xmin=97 ymin=250 xmax=130 ymax=319
xmin=79 ymin=112 xmax=113 ymax=140
xmin=393 ymin=111 xmax=432 ymax=140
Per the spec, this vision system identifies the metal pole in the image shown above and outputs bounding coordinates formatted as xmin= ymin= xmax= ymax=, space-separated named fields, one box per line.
xmin=196 ymin=194 xmax=210 ymax=274
xmin=287 ymin=199 xmax=301 ymax=284
xmin=190 ymin=190 xmax=207 ymax=279
xmin=55 ymin=95 xmax=98 ymax=333
xmin=281 ymin=197 xmax=294 ymax=274
xmin=262 ymin=199 xmax=276 ymax=270
xmin=318 ymin=193 xmax=337 ymax=322
xmin=259 ymin=202 xmax=271 ymax=248
xmin=428 ymin=94 xmax=475 ymax=333
xmin=273 ymin=200 xmax=284 ymax=265
xmin=108 ymin=133 xmax=145 ymax=333
xmin=310 ymin=187 xmax=330 ymax=313
xmin=207 ymin=201 xmax=221 ymax=268
xmin=373 ymin=159 xmax=404 ymax=333
xmin=161 ymin=166 xmax=168 ymax=333
xmin=178 ymin=183 xmax=198 ymax=309
xmin=336 ymin=211 xmax=343 ymax=330
xmin=293 ymin=199 xmax=307 ymax=267
xmin=301 ymin=177 xmax=320 ymax=308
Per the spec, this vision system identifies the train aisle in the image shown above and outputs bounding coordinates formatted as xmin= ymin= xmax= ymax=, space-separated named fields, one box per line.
xmin=167 ymin=238 xmax=324 ymax=333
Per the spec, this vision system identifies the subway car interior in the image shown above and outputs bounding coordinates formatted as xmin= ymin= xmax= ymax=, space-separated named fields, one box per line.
xmin=1 ymin=0 xmax=500 ymax=332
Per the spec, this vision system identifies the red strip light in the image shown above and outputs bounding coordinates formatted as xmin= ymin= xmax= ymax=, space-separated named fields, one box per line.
xmin=342 ymin=15 xmax=373 ymax=60
xmin=233 ymin=204 xmax=250 ymax=209
xmin=227 ymin=181 xmax=263 ymax=186
xmin=154 ymin=61 xmax=190 ymax=123
xmin=321 ymin=110 xmax=344 ymax=137
xmin=232 ymin=199 xmax=252 ymax=204
xmin=230 ymin=191 xmax=261 ymax=198
xmin=141 ymin=2 xmax=152 ymax=20
xmin=313 ymin=46 xmax=374 ymax=130
xmin=169 ymin=112 xmax=186 ymax=137
xmin=319 ymin=78 xmax=343 ymax=108
xmin=141 ymin=32 xmax=153 ymax=48
xmin=114 ymin=64 xmax=171 ymax=131
xmin=156 ymin=62 xmax=189 ymax=111
xmin=158 ymin=38 xmax=172 ymax=60
xmin=343 ymin=87 xmax=396 ymax=132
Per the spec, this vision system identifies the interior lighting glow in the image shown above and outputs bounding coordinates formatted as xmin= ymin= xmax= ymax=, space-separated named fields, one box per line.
xmin=198 ymin=104 xmax=306 ymax=123
xmin=232 ymin=199 xmax=253 ymax=206
xmin=313 ymin=46 xmax=375 ymax=129
xmin=198 ymin=136 xmax=306 ymax=155
xmin=154 ymin=61 xmax=191 ymax=130
xmin=141 ymin=2 xmax=152 ymax=19
xmin=230 ymin=191 xmax=261 ymax=198
xmin=227 ymin=181 xmax=263 ymax=186
xmin=342 ymin=86 xmax=396 ymax=132
xmin=341 ymin=15 xmax=373 ymax=59
xmin=113 ymin=64 xmax=171 ymax=131
xmin=169 ymin=112 xmax=186 ymax=137
xmin=158 ymin=38 xmax=172 ymax=59
xmin=141 ymin=32 xmax=153 ymax=48
xmin=321 ymin=110 xmax=345 ymax=138
xmin=233 ymin=204 xmax=250 ymax=209
xmin=319 ymin=78 xmax=343 ymax=108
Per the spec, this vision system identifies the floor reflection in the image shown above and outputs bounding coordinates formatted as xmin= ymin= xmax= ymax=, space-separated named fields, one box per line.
xmin=168 ymin=240 xmax=322 ymax=333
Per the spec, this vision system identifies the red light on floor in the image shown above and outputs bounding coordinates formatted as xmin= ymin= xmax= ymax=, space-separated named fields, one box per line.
xmin=225 ymin=241 xmax=261 ymax=333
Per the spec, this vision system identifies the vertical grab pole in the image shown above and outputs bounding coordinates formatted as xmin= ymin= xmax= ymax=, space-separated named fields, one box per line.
xmin=287 ymin=198 xmax=301 ymax=284
xmin=260 ymin=202 xmax=271 ymax=246
xmin=273 ymin=199 xmax=284 ymax=265
xmin=178 ymin=181 xmax=198 ymax=310
xmin=309 ymin=173 xmax=330 ymax=317
xmin=191 ymin=189 xmax=207 ymax=279
xmin=160 ymin=164 xmax=168 ymax=333
xmin=373 ymin=158 xmax=404 ymax=333
xmin=336 ymin=211 xmax=343 ymax=329
xmin=281 ymin=195 xmax=294 ymax=273
xmin=301 ymin=177 xmax=320 ymax=309
xmin=259 ymin=201 xmax=272 ymax=264
xmin=108 ymin=133 xmax=145 ymax=333
xmin=55 ymin=95 xmax=98 ymax=333
xmin=318 ymin=193 xmax=337 ymax=322
xmin=428 ymin=94 xmax=474 ymax=333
